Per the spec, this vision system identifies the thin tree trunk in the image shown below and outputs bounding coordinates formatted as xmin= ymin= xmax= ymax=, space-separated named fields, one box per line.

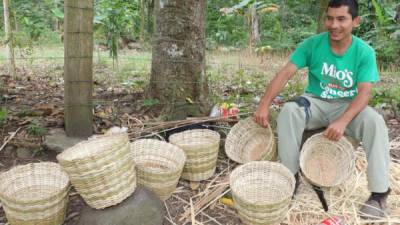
xmin=64 ymin=0 xmax=94 ymax=137
xmin=317 ymin=0 xmax=329 ymax=33
xmin=139 ymin=0 xmax=146 ymax=42
xmin=150 ymin=0 xmax=209 ymax=120
xmin=249 ymin=2 xmax=260 ymax=48
xmin=3 ymin=0 xmax=16 ymax=78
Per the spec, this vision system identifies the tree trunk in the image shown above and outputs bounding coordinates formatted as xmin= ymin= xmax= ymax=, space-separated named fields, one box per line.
xmin=317 ymin=0 xmax=329 ymax=33
xmin=139 ymin=0 xmax=146 ymax=42
xmin=3 ymin=0 xmax=16 ymax=78
xmin=249 ymin=2 xmax=260 ymax=48
xmin=64 ymin=0 xmax=94 ymax=137
xmin=150 ymin=0 xmax=209 ymax=120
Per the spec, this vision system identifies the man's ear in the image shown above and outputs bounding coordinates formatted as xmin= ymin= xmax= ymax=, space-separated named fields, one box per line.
xmin=353 ymin=16 xmax=361 ymax=27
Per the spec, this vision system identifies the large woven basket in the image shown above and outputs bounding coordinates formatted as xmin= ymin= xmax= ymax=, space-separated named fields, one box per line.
xmin=169 ymin=129 xmax=220 ymax=181
xmin=225 ymin=117 xmax=276 ymax=164
xmin=57 ymin=133 xmax=137 ymax=209
xmin=300 ymin=133 xmax=355 ymax=187
xmin=230 ymin=161 xmax=295 ymax=225
xmin=0 ymin=162 xmax=70 ymax=225
xmin=131 ymin=139 xmax=186 ymax=200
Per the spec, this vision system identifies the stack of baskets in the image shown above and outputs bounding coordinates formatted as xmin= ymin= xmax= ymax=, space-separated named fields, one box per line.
xmin=57 ymin=133 xmax=136 ymax=209
xmin=225 ymin=117 xmax=276 ymax=164
xmin=131 ymin=139 xmax=186 ymax=200
xmin=300 ymin=133 xmax=356 ymax=187
xmin=230 ymin=161 xmax=295 ymax=225
xmin=169 ymin=129 xmax=220 ymax=181
xmin=0 ymin=162 xmax=70 ymax=225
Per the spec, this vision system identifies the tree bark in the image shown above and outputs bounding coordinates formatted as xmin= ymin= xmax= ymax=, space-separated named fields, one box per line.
xmin=64 ymin=0 xmax=94 ymax=137
xmin=3 ymin=0 xmax=16 ymax=78
xmin=249 ymin=2 xmax=260 ymax=48
xmin=140 ymin=0 xmax=146 ymax=42
xmin=150 ymin=0 xmax=209 ymax=120
xmin=317 ymin=0 xmax=329 ymax=33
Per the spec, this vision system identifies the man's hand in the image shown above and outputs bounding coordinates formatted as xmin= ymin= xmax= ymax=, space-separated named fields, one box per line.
xmin=253 ymin=103 xmax=270 ymax=127
xmin=324 ymin=119 xmax=348 ymax=141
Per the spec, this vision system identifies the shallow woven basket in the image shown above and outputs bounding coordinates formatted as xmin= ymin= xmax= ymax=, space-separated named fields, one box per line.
xmin=169 ymin=129 xmax=220 ymax=181
xmin=230 ymin=161 xmax=295 ymax=225
xmin=131 ymin=139 xmax=186 ymax=200
xmin=300 ymin=133 xmax=356 ymax=187
xmin=57 ymin=133 xmax=137 ymax=209
xmin=225 ymin=117 xmax=276 ymax=164
xmin=0 ymin=162 xmax=70 ymax=225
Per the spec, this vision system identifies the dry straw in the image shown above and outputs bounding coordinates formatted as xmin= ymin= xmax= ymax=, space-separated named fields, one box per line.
xmin=57 ymin=133 xmax=137 ymax=209
xmin=225 ymin=117 xmax=276 ymax=164
xmin=169 ymin=129 xmax=220 ymax=181
xmin=131 ymin=139 xmax=186 ymax=200
xmin=230 ymin=161 xmax=295 ymax=225
xmin=300 ymin=133 xmax=355 ymax=187
xmin=0 ymin=162 xmax=70 ymax=225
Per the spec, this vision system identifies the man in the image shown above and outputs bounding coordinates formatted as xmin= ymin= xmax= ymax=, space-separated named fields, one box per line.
xmin=253 ymin=0 xmax=390 ymax=219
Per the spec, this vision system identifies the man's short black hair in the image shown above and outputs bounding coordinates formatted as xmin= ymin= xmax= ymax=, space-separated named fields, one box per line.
xmin=327 ymin=0 xmax=359 ymax=19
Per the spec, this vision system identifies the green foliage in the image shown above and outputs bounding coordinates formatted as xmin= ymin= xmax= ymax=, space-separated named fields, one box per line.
xmin=27 ymin=119 xmax=47 ymax=136
xmin=143 ymin=98 xmax=159 ymax=107
xmin=0 ymin=107 xmax=7 ymax=127
xmin=370 ymin=86 xmax=400 ymax=116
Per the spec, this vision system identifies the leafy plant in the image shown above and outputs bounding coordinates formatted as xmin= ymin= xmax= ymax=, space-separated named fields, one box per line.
xmin=27 ymin=120 xmax=47 ymax=136
xmin=0 ymin=107 xmax=7 ymax=127
xmin=143 ymin=98 xmax=159 ymax=107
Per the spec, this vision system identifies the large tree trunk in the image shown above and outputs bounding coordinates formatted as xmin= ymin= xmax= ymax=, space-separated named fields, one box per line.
xmin=249 ymin=2 xmax=260 ymax=48
xmin=139 ymin=0 xmax=146 ymax=42
xmin=64 ymin=0 xmax=94 ymax=137
xmin=3 ymin=0 xmax=16 ymax=78
xmin=317 ymin=0 xmax=329 ymax=33
xmin=150 ymin=0 xmax=209 ymax=120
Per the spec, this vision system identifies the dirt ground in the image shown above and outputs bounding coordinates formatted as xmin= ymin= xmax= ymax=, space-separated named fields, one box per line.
xmin=0 ymin=70 xmax=399 ymax=225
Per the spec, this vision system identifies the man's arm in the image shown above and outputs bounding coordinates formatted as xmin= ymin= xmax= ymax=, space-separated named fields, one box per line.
xmin=324 ymin=82 xmax=373 ymax=140
xmin=254 ymin=62 xmax=298 ymax=127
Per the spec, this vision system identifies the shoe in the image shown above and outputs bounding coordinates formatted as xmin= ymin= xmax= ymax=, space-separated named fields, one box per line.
xmin=360 ymin=188 xmax=391 ymax=219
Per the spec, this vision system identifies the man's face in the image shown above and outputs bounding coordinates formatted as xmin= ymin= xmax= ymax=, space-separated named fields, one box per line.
xmin=325 ymin=6 xmax=360 ymax=42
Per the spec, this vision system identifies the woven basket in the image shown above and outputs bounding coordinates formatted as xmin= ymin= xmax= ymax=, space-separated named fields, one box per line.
xmin=131 ymin=139 xmax=186 ymax=200
xmin=57 ymin=133 xmax=137 ymax=209
xmin=225 ymin=117 xmax=276 ymax=164
xmin=0 ymin=162 xmax=70 ymax=225
xmin=169 ymin=129 xmax=220 ymax=181
xmin=230 ymin=161 xmax=295 ymax=225
xmin=300 ymin=133 xmax=355 ymax=187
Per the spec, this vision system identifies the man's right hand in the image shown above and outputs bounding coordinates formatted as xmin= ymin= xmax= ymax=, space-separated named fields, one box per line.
xmin=253 ymin=103 xmax=270 ymax=127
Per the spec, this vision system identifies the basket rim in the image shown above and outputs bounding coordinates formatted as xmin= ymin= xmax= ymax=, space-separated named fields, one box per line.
xmin=168 ymin=129 xmax=220 ymax=144
xmin=0 ymin=162 xmax=70 ymax=204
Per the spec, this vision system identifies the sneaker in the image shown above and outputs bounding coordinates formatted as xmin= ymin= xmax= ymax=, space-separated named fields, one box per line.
xmin=360 ymin=188 xmax=391 ymax=219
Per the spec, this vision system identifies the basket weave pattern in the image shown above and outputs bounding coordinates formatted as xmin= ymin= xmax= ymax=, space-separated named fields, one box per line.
xmin=300 ymin=133 xmax=355 ymax=187
xmin=169 ymin=129 xmax=220 ymax=181
xmin=131 ymin=139 xmax=186 ymax=200
xmin=230 ymin=161 xmax=295 ymax=225
xmin=0 ymin=162 xmax=70 ymax=225
xmin=57 ymin=133 xmax=136 ymax=209
xmin=225 ymin=117 xmax=276 ymax=164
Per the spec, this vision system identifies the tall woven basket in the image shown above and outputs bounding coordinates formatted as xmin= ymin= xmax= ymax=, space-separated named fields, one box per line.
xmin=0 ymin=162 xmax=70 ymax=225
xmin=131 ymin=139 xmax=186 ymax=200
xmin=169 ymin=129 xmax=220 ymax=181
xmin=300 ymin=133 xmax=355 ymax=187
xmin=225 ymin=117 xmax=276 ymax=164
xmin=230 ymin=161 xmax=295 ymax=225
xmin=57 ymin=133 xmax=137 ymax=209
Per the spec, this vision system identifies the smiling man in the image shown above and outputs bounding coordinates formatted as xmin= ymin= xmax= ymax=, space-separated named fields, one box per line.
xmin=253 ymin=0 xmax=391 ymax=219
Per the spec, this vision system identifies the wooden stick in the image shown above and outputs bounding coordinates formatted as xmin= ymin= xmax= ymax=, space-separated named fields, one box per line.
xmin=0 ymin=127 xmax=21 ymax=152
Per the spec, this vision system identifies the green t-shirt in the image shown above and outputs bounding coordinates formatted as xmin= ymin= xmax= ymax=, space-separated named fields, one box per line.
xmin=290 ymin=32 xmax=379 ymax=100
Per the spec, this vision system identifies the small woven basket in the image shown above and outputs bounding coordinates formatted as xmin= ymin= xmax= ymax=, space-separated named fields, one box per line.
xmin=0 ymin=162 xmax=70 ymax=225
xmin=131 ymin=139 xmax=186 ymax=200
xmin=225 ymin=117 xmax=276 ymax=164
xmin=169 ymin=129 xmax=220 ymax=181
xmin=300 ymin=133 xmax=355 ymax=187
xmin=57 ymin=133 xmax=137 ymax=209
xmin=230 ymin=161 xmax=295 ymax=225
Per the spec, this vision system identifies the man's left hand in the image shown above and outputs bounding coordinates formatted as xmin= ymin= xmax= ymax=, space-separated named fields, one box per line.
xmin=324 ymin=120 xmax=348 ymax=141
